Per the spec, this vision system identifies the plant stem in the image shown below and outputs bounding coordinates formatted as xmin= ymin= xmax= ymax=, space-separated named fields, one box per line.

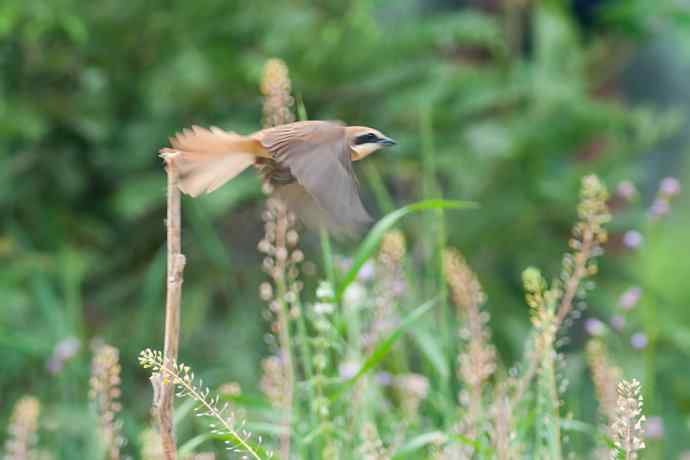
xmin=320 ymin=227 xmax=336 ymax=288
xmin=555 ymin=228 xmax=593 ymax=328
xmin=364 ymin=162 xmax=395 ymax=215
xmin=420 ymin=105 xmax=453 ymax=424
xmin=274 ymin=209 xmax=294 ymax=460
xmin=159 ymin=153 xmax=186 ymax=460
xmin=295 ymin=298 xmax=313 ymax=380
xmin=155 ymin=360 xmax=263 ymax=460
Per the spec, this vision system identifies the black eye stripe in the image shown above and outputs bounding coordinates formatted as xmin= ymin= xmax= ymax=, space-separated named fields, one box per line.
xmin=355 ymin=133 xmax=378 ymax=145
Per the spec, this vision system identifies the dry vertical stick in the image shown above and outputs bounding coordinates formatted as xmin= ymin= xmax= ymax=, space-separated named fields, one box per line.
xmin=157 ymin=151 xmax=187 ymax=460
xmin=259 ymin=58 xmax=296 ymax=459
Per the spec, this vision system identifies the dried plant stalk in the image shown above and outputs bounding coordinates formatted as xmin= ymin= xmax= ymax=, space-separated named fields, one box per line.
xmin=491 ymin=386 xmax=516 ymax=460
xmin=261 ymin=58 xmax=295 ymax=129
xmin=587 ymin=340 xmax=622 ymax=424
xmin=610 ymin=379 xmax=646 ymax=460
xmin=140 ymin=428 xmax=164 ymax=460
xmin=3 ymin=396 xmax=40 ymax=460
xmin=257 ymin=57 xmax=298 ymax=459
xmin=359 ymin=422 xmax=388 ymax=460
xmin=90 ymin=344 xmax=125 ymax=460
xmin=156 ymin=150 xmax=187 ymax=460
xmin=554 ymin=174 xmax=610 ymax=328
xmin=444 ymin=248 xmax=496 ymax=435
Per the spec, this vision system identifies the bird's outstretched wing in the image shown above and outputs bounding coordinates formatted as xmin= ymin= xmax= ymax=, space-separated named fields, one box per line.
xmin=259 ymin=121 xmax=372 ymax=233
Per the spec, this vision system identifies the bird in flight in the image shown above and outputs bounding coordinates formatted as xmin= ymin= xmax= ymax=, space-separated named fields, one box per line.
xmin=159 ymin=120 xmax=396 ymax=234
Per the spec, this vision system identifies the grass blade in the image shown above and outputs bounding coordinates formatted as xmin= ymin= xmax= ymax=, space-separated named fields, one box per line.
xmin=335 ymin=199 xmax=477 ymax=301
xmin=412 ymin=330 xmax=450 ymax=380
xmin=391 ymin=432 xmax=446 ymax=459
xmin=178 ymin=433 xmax=212 ymax=457
xmin=391 ymin=431 xmax=487 ymax=459
xmin=333 ymin=298 xmax=436 ymax=399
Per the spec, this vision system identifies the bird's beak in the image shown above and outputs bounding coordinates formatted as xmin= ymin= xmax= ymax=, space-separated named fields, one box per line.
xmin=378 ymin=136 xmax=397 ymax=147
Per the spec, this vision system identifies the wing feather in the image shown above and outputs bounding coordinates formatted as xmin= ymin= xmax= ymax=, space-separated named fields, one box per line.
xmin=260 ymin=121 xmax=371 ymax=233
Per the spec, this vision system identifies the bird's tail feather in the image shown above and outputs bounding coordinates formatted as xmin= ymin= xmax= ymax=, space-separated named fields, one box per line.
xmin=159 ymin=125 xmax=259 ymax=197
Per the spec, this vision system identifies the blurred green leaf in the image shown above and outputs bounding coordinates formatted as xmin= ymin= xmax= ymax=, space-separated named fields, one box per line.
xmin=412 ymin=330 xmax=450 ymax=380
xmin=178 ymin=433 xmax=213 ymax=457
xmin=391 ymin=431 xmax=446 ymax=459
xmin=336 ymin=298 xmax=436 ymax=395
xmin=335 ymin=199 xmax=477 ymax=301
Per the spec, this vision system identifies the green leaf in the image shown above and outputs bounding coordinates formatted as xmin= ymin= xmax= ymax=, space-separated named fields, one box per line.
xmin=178 ymin=433 xmax=212 ymax=457
xmin=413 ymin=330 xmax=449 ymax=379
xmin=188 ymin=200 xmax=233 ymax=271
xmin=110 ymin=173 xmax=163 ymax=220
xmin=561 ymin=418 xmax=612 ymax=447
xmin=335 ymin=199 xmax=477 ymax=301
xmin=333 ymin=298 xmax=436 ymax=399
xmin=0 ymin=329 xmax=52 ymax=356
xmin=320 ymin=226 xmax=336 ymax=288
xmin=296 ymin=94 xmax=309 ymax=121
xmin=560 ymin=418 xmax=597 ymax=435
xmin=391 ymin=432 xmax=447 ymax=459
xmin=245 ymin=421 xmax=289 ymax=436
xmin=448 ymin=433 xmax=488 ymax=454
xmin=221 ymin=392 xmax=275 ymax=411
xmin=190 ymin=174 xmax=262 ymax=218
xmin=391 ymin=431 xmax=487 ymax=459
xmin=364 ymin=162 xmax=396 ymax=214
xmin=212 ymin=432 xmax=271 ymax=460
xmin=173 ymin=398 xmax=197 ymax=426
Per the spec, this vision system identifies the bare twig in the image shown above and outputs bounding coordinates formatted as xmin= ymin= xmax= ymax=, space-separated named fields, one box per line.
xmin=258 ymin=58 xmax=297 ymax=459
xmin=157 ymin=151 xmax=187 ymax=460
xmin=444 ymin=248 xmax=495 ymax=437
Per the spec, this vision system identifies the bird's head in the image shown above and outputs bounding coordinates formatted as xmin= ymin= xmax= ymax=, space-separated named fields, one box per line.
xmin=346 ymin=126 xmax=397 ymax=161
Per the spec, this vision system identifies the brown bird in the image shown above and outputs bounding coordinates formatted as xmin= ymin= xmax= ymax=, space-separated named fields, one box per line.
xmin=159 ymin=120 xmax=396 ymax=233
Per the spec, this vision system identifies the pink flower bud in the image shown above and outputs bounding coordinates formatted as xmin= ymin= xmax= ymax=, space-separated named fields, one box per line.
xmin=618 ymin=287 xmax=642 ymax=310
xmin=659 ymin=177 xmax=680 ymax=197
xmin=623 ymin=230 xmax=643 ymax=249
xmin=631 ymin=332 xmax=648 ymax=349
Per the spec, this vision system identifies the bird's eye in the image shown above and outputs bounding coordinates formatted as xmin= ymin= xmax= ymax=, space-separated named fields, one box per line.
xmin=355 ymin=133 xmax=379 ymax=145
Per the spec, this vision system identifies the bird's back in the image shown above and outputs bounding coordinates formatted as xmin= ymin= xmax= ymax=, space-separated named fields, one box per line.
xmin=253 ymin=120 xmax=370 ymax=235
xmin=252 ymin=120 xmax=346 ymax=157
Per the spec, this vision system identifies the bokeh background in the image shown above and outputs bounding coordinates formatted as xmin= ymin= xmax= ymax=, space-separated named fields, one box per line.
xmin=2 ymin=0 xmax=689 ymax=458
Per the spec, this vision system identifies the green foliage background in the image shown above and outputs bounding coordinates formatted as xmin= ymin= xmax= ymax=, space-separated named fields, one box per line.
xmin=1 ymin=0 xmax=689 ymax=458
